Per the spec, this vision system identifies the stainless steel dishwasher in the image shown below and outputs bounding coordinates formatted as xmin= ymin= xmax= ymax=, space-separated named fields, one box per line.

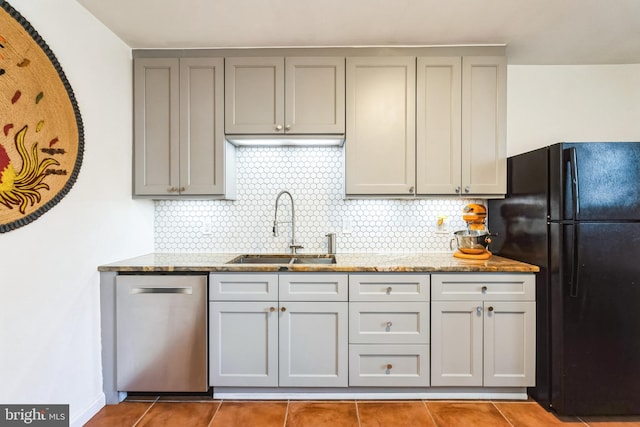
xmin=116 ymin=274 xmax=208 ymax=392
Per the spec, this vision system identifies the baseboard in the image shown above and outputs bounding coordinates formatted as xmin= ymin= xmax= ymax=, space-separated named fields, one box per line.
xmin=70 ymin=393 xmax=105 ymax=427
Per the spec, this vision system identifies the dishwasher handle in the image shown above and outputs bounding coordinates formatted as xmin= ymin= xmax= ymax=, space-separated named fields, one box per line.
xmin=130 ymin=287 xmax=193 ymax=295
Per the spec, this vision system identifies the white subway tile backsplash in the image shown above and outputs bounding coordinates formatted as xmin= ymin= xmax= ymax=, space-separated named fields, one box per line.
xmin=154 ymin=146 xmax=483 ymax=253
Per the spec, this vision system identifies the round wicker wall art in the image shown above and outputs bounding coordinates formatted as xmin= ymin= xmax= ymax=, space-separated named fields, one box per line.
xmin=0 ymin=1 xmax=84 ymax=232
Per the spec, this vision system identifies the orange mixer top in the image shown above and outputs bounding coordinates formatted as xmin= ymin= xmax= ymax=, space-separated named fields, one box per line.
xmin=462 ymin=203 xmax=487 ymax=231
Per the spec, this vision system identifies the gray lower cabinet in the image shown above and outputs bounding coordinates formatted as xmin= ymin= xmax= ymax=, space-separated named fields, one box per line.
xmin=430 ymin=273 xmax=536 ymax=387
xmin=133 ymin=57 xmax=235 ymax=198
xmin=348 ymin=274 xmax=431 ymax=387
xmin=209 ymin=273 xmax=348 ymax=387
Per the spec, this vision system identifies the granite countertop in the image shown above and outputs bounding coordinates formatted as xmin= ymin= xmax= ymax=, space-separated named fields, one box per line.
xmin=98 ymin=252 xmax=539 ymax=273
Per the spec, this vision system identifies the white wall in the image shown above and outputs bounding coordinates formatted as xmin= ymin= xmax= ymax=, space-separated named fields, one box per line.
xmin=507 ymin=64 xmax=640 ymax=155
xmin=0 ymin=1 xmax=153 ymax=426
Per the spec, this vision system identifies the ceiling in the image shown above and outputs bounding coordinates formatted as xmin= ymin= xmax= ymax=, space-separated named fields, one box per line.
xmin=75 ymin=0 xmax=640 ymax=65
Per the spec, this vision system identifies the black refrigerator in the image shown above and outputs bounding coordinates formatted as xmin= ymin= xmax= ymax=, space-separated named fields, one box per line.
xmin=488 ymin=142 xmax=640 ymax=416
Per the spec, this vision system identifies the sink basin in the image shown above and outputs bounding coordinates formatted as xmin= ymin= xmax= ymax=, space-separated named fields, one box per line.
xmin=228 ymin=254 xmax=336 ymax=265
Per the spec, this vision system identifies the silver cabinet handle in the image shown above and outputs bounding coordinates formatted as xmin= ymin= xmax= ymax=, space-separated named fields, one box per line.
xmin=409 ymin=186 xmax=415 ymax=194
xmin=481 ymin=286 xmax=488 ymax=293
xmin=275 ymin=124 xmax=283 ymax=131
xmin=386 ymin=286 xmax=392 ymax=294
xmin=386 ymin=321 xmax=393 ymax=328
xmin=477 ymin=306 xmax=482 ymax=314
xmin=131 ymin=287 xmax=192 ymax=295
xmin=465 ymin=186 xmax=470 ymax=193
xmin=285 ymin=124 xmax=291 ymax=131
xmin=455 ymin=186 xmax=461 ymax=194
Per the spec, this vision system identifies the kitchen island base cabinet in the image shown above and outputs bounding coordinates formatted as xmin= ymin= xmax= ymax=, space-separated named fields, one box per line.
xmin=209 ymin=273 xmax=348 ymax=388
xmin=430 ymin=274 xmax=536 ymax=387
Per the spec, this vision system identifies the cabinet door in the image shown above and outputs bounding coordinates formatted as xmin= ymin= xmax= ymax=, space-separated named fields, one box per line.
xmin=431 ymin=301 xmax=483 ymax=386
xmin=279 ymin=302 xmax=348 ymax=387
xmin=461 ymin=56 xmax=507 ymax=195
xmin=416 ymin=57 xmax=462 ymax=195
xmin=134 ymin=58 xmax=180 ymax=195
xmin=285 ymin=57 xmax=345 ymax=134
xmin=209 ymin=301 xmax=278 ymax=387
xmin=483 ymin=301 xmax=536 ymax=387
xmin=225 ymin=57 xmax=284 ymax=134
xmin=179 ymin=58 xmax=225 ymax=195
xmin=345 ymin=57 xmax=416 ymax=195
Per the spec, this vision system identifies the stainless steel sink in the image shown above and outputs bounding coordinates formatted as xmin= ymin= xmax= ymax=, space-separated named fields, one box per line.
xmin=228 ymin=254 xmax=336 ymax=265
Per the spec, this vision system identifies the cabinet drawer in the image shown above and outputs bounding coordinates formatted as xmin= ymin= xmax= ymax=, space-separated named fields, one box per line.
xmin=349 ymin=274 xmax=430 ymax=301
xmin=279 ymin=274 xmax=348 ymax=301
xmin=349 ymin=302 xmax=429 ymax=344
xmin=349 ymin=344 xmax=430 ymax=387
xmin=209 ymin=273 xmax=278 ymax=301
xmin=431 ymin=274 xmax=535 ymax=301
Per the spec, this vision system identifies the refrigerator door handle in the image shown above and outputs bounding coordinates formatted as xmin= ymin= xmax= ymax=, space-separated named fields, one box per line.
xmin=568 ymin=147 xmax=580 ymax=220
xmin=569 ymin=223 xmax=580 ymax=298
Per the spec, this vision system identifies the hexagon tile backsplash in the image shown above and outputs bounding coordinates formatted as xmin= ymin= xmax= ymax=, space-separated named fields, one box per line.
xmin=154 ymin=146 xmax=483 ymax=253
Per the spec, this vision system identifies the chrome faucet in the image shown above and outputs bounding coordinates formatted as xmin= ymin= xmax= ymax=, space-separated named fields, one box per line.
xmin=273 ymin=190 xmax=303 ymax=254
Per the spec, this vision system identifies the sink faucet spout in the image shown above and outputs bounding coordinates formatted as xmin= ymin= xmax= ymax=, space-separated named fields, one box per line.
xmin=273 ymin=190 xmax=303 ymax=254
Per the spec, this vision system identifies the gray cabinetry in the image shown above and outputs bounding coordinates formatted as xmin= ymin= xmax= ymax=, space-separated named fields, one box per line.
xmin=209 ymin=273 xmax=348 ymax=388
xmin=430 ymin=273 xmax=536 ymax=387
xmin=460 ymin=56 xmax=507 ymax=196
xmin=345 ymin=57 xmax=416 ymax=196
xmin=225 ymin=56 xmax=345 ymax=135
xmin=416 ymin=56 xmax=506 ymax=196
xmin=348 ymin=274 xmax=430 ymax=387
xmin=347 ymin=55 xmax=506 ymax=197
xmin=134 ymin=57 xmax=235 ymax=198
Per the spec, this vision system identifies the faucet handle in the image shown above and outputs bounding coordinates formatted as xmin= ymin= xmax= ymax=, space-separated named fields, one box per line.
xmin=290 ymin=243 xmax=304 ymax=254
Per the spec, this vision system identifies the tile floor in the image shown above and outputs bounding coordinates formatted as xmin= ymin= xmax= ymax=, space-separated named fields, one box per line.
xmin=85 ymin=398 xmax=640 ymax=427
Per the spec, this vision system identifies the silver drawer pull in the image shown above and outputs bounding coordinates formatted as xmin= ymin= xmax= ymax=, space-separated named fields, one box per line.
xmin=131 ymin=287 xmax=193 ymax=295
xmin=386 ymin=286 xmax=392 ymax=294
xmin=386 ymin=321 xmax=393 ymax=328
xmin=477 ymin=306 xmax=482 ymax=314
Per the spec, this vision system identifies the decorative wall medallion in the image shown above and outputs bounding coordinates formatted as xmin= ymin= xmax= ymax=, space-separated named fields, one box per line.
xmin=0 ymin=1 xmax=84 ymax=232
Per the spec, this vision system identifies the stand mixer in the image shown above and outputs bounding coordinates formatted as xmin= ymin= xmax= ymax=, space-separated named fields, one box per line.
xmin=451 ymin=204 xmax=493 ymax=260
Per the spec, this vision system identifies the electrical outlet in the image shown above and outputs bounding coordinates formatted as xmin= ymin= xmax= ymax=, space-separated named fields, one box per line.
xmin=201 ymin=221 xmax=212 ymax=235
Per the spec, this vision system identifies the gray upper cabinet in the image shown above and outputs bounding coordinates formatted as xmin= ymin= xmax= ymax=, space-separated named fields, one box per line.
xmin=461 ymin=56 xmax=507 ymax=196
xmin=225 ymin=56 xmax=345 ymax=135
xmin=416 ymin=56 xmax=507 ymax=196
xmin=345 ymin=56 xmax=416 ymax=196
xmin=415 ymin=57 xmax=462 ymax=195
xmin=347 ymin=54 xmax=506 ymax=197
xmin=134 ymin=57 xmax=234 ymax=198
